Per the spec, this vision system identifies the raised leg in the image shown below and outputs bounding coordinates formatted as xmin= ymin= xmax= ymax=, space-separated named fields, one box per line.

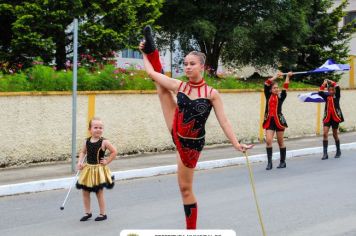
xmin=156 ymin=83 xmax=177 ymax=132
xmin=143 ymin=26 xmax=177 ymax=131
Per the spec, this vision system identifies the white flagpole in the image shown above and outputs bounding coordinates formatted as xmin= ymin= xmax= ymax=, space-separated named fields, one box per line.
xmin=280 ymin=69 xmax=347 ymax=76
xmin=281 ymin=71 xmax=309 ymax=75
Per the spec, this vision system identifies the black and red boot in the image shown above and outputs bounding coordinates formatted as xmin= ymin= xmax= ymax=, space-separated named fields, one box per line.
xmin=143 ymin=25 xmax=163 ymax=73
xmin=184 ymin=203 xmax=197 ymax=229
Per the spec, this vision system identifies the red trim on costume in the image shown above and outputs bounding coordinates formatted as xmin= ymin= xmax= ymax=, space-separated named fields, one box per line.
xmin=265 ymin=79 xmax=273 ymax=86
xmin=198 ymin=86 xmax=201 ymax=97
xmin=188 ymin=85 xmax=192 ymax=95
xmin=263 ymin=94 xmax=285 ymax=130
xmin=283 ymin=83 xmax=289 ymax=89
xmin=324 ymin=96 xmax=342 ymax=123
xmin=182 ymin=82 xmax=188 ymax=92
xmin=146 ymin=49 xmax=162 ymax=73
xmin=263 ymin=116 xmax=271 ymax=129
xmin=272 ymin=98 xmax=285 ymax=129
xmin=172 ymin=109 xmax=201 ymax=169
xmin=178 ymin=81 xmax=184 ymax=91
xmin=209 ymin=87 xmax=213 ymax=97
xmin=186 ymin=205 xmax=198 ymax=229
xmin=188 ymin=79 xmax=205 ymax=87
xmin=204 ymin=84 xmax=208 ymax=98
xmin=176 ymin=111 xmax=201 ymax=138
xmin=324 ymin=97 xmax=331 ymax=123
xmin=330 ymin=81 xmax=337 ymax=87
xmin=331 ymin=100 xmax=342 ymax=122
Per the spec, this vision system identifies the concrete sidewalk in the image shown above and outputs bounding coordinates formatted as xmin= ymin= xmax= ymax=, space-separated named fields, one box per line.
xmin=1 ymin=132 xmax=355 ymax=186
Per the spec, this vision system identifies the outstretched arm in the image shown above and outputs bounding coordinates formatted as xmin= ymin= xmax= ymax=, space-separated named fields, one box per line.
xmin=211 ymin=90 xmax=253 ymax=152
xmin=284 ymin=72 xmax=292 ymax=87
xmin=281 ymin=71 xmax=292 ymax=100
xmin=320 ymin=80 xmax=327 ymax=90
xmin=318 ymin=79 xmax=328 ymax=98
xmin=140 ymin=42 xmax=181 ymax=92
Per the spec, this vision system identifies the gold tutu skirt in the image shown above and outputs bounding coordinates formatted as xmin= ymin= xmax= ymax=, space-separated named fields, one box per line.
xmin=76 ymin=164 xmax=114 ymax=192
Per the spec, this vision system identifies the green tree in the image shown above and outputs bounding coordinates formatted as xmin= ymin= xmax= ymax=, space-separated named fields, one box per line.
xmin=157 ymin=0 xmax=310 ymax=76
xmin=279 ymin=0 xmax=355 ymax=85
xmin=79 ymin=0 xmax=163 ymax=65
xmin=0 ymin=0 xmax=24 ymax=72
xmin=10 ymin=0 xmax=83 ymax=69
xmin=0 ymin=0 xmax=163 ymax=71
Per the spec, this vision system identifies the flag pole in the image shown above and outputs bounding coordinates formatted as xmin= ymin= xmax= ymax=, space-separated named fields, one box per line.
xmin=281 ymin=71 xmax=309 ymax=75
xmin=281 ymin=69 xmax=348 ymax=76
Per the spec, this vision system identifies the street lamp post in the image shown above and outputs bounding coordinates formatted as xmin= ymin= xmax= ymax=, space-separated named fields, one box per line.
xmin=71 ymin=18 xmax=78 ymax=172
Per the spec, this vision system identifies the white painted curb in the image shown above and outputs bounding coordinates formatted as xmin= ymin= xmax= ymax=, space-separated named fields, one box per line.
xmin=1 ymin=143 xmax=355 ymax=197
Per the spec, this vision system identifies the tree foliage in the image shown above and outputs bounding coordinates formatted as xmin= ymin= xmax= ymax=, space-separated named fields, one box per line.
xmin=157 ymin=0 xmax=310 ymax=76
xmin=157 ymin=0 xmax=355 ymax=81
xmin=279 ymin=0 xmax=356 ymax=84
xmin=0 ymin=0 xmax=163 ymax=71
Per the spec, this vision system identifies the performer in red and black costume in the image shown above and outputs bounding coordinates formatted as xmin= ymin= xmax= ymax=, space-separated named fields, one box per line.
xmin=263 ymin=72 xmax=292 ymax=170
xmin=139 ymin=26 xmax=252 ymax=229
xmin=318 ymin=79 xmax=344 ymax=160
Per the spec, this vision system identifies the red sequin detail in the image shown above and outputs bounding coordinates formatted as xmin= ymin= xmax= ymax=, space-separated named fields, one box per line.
xmin=176 ymin=111 xmax=201 ymax=138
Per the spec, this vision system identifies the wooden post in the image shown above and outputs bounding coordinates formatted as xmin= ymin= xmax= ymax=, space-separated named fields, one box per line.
xmin=87 ymin=94 xmax=96 ymax=136
xmin=316 ymin=103 xmax=321 ymax=135
xmin=349 ymin=55 xmax=355 ymax=89
xmin=259 ymin=92 xmax=265 ymax=142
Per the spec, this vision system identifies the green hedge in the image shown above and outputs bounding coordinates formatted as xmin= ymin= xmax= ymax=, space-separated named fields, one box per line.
xmin=0 ymin=65 xmax=315 ymax=92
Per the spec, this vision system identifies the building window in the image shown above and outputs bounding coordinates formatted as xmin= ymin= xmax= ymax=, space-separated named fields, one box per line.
xmin=121 ymin=49 xmax=143 ymax=59
xmin=344 ymin=11 xmax=356 ymax=27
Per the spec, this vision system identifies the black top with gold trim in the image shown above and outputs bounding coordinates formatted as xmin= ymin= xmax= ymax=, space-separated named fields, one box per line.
xmin=262 ymin=79 xmax=288 ymax=130
xmin=76 ymin=137 xmax=114 ymax=192
xmin=86 ymin=137 xmax=105 ymax=164
xmin=318 ymin=82 xmax=344 ymax=124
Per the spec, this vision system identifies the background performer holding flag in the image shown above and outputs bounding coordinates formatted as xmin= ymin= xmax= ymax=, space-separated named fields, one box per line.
xmin=318 ymin=79 xmax=344 ymax=160
xmin=263 ymin=72 xmax=293 ymax=170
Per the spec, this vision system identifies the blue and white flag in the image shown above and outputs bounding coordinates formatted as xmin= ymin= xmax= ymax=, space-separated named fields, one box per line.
xmin=298 ymin=92 xmax=327 ymax=103
xmin=310 ymin=59 xmax=350 ymax=73
xmin=286 ymin=59 xmax=350 ymax=75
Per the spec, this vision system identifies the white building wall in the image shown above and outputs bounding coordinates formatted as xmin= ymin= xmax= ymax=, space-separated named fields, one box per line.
xmin=334 ymin=0 xmax=356 ymax=55
xmin=116 ymin=49 xmax=174 ymax=76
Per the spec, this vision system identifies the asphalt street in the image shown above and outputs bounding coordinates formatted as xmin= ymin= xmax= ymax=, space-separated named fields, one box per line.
xmin=0 ymin=150 xmax=355 ymax=236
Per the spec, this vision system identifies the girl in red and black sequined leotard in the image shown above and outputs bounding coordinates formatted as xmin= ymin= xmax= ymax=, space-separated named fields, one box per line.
xmin=140 ymin=26 xmax=252 ymax=230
